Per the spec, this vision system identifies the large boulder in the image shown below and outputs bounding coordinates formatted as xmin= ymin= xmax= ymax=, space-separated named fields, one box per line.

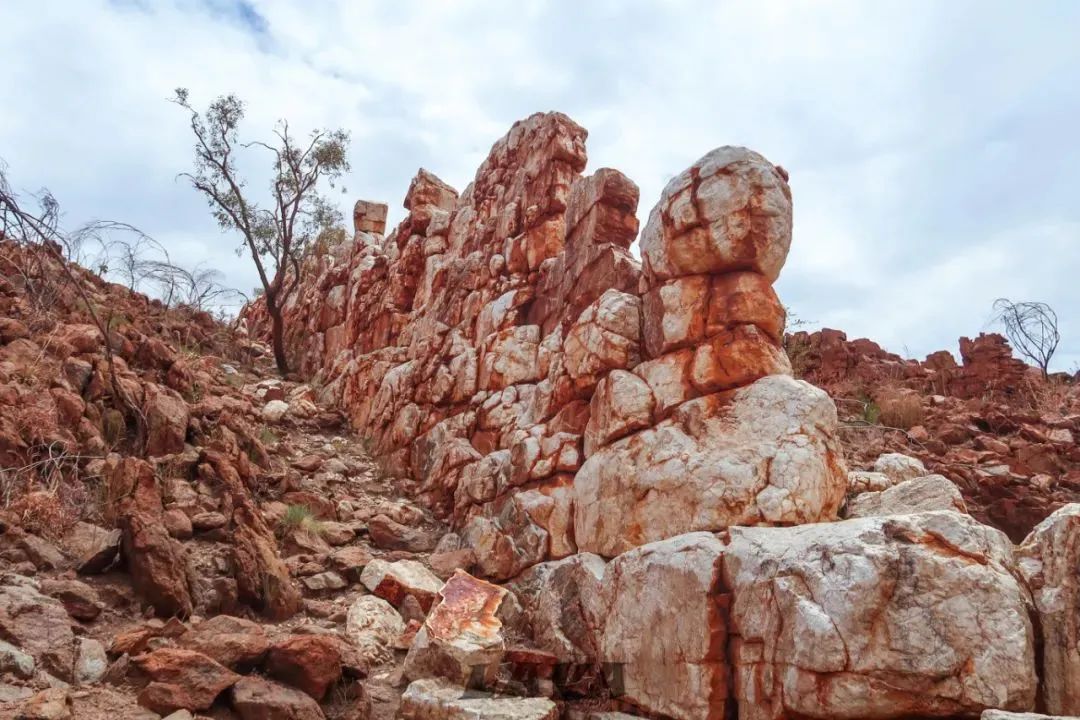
xmin=1017 ymin=503 xmax=1080 ymax=715
xmin=507 ymin=553 xmax=607 ymax=664
xmin=574 ymin=375 xmax=846 ymax=557
xmin=639 ymin=146 xmax=792 ymax=283
xmin=133 ymin=648 xmax=239 ymax=715
xmin=0 ymin=579 xmax=76 ymax=680
xmin=599 ymin=533 xmax=728 ymax=720
xmin=725 ymin=512 xmax=1036 ymax=720
xmin=586 ymin=512 xmax=1037 ymax=720
xmin=265 ymin=635 xmax=342 ymax=701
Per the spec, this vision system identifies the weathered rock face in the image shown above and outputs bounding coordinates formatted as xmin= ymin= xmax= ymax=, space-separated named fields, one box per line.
xmin=585 ymin=513 xmax=1037 ymax=720
xmin=789 ymin=329 xmax=1035 ymax=402
xmin=724 ymin=512 xmax=1036 ymax=720
xmin=599 ymin=532 xmax=728 ymax=720
xmin=106 ymin=456 xmax=193 ymax=617
xmin=1018 ymin=503 xmax=1080 ymax=715
xmin=575 ymin=375 xmax=846 ymax=557
xmin=399 ymin=677 xmax=558 ymax=720
xmin=844 ymin=473 xmax=967 ymax=518
xmin=243 ymin=113 xmax=846 ymax=580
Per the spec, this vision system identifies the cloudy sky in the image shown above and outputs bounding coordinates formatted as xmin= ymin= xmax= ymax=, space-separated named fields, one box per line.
xmin=1 ymin=0 xmax=1077 ymax=370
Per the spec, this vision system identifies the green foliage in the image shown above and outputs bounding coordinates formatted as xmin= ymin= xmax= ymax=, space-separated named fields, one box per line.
xmin=172 ymin=88 xmax=351 ymax=374
xmin=172 ymin=88 xmax=350 ymax=276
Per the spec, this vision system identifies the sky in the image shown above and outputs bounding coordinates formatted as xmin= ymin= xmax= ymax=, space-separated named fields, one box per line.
xmin=1 ymin=0 xmax=1077 ymax=371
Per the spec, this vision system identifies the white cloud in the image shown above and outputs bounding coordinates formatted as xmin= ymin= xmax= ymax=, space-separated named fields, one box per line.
xmin=0 ymin=0 xmax=1077 ymax=370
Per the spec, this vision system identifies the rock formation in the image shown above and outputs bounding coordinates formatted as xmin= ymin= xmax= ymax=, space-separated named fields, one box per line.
xmin=236 ymin=112 xmax=1079 ymax=719
xmin=244 ymin=112 xmax=848 ymax=581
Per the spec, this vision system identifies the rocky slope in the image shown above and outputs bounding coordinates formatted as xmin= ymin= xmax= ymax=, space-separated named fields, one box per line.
xmin=0 ymin=239 xmax=456 ymax=719
xmin=790 ymin=328 xmax=1080 ymax=541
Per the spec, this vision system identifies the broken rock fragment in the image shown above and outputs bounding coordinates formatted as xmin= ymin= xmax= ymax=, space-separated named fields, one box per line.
xmin=360 ymin=558 xmax=443 ymax=611
xmin=404 ymin=570 xmax=512 ymax=688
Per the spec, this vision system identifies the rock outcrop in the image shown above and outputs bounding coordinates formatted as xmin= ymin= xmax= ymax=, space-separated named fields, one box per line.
xmin=244 ymin=112 xmax=847 ymax=581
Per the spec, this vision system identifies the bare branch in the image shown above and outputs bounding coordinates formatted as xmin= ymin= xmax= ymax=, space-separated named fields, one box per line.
xmin=992 ymin=298 xmax=1061 ymax=378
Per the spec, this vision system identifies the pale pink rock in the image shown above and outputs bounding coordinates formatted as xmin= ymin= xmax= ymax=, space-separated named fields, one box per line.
xmin=1018 ymin=504 xmax=1080 ymax=715
xmin=599 ymin=533 xmax=728 ymax=720
xmin=845 ymin=473 xmax=967 ymax=518
xmin=583 ymin=369 xmax=655 ymax=457
xmin=726 ymin=512 xmax=1036 ymax=720
xmin=640 ymin=146 xmax=792 ymax=284
xmin=403 ymin=570 xmax=511 ymax=687
xmin=563 ymin=289 xmax=642 ymax=390
xmin=574 ymin=375 xmax=846 ymax=557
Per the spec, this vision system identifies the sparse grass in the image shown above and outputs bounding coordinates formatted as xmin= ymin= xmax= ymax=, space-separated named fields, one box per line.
xmin=259 ymin=427 xmax=279 ymax=446
xmin=1018 ymin=376 xmax=1080 ymax=416
xmin=859 ymin=395 xmax=881 ymax=425
xmin=278 ymin=503 xmax=324 ymax=537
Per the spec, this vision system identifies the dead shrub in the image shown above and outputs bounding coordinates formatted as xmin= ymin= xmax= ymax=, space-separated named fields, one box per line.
xmin=1017 ymin=376 xmax=1080 ymax=416
xmin=875 ymin=388 xmax=924 ymax=430
xmin=6 ymin=489 xmax=77 ymax=539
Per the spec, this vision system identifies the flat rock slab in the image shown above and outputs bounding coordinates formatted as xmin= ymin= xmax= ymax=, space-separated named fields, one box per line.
xmin=399 ymin=678 xmax=557 ymax=720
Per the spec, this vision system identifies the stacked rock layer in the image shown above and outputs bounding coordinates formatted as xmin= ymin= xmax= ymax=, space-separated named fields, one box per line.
xmin=244 ymin=113 xmax=1059 ymax=719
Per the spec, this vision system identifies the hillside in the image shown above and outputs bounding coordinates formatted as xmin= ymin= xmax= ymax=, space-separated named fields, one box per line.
xmin=0 ymin=113 xmax=1078 ymax=720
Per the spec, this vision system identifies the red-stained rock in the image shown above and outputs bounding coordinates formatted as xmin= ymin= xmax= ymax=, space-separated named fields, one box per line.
xmin=241 ymin=114 xmax=841 ymax=578
xmin=360 ymin=558 xmax=443 ymax=611
xmin=133 ymin=648 xmax=239 ymax=714
xmin=107 ymin=456 xmax=193 ymax=617
xmin=231 ymin=675 xmax=326 ymax=720
xmin=403 ymin=570 xmax=512 ymax=687
xmin=144 ymin=383 xmax=189 ymax=457
xmin=202 ymin=450 xmax=301 ymax=620
xmin=178 ymin=615 xmax=270 ymax=671
xmin=639 ymin=147 xmax=792 ymax=284
xmin=265 ymin=635 xmax=342 ymax=701
xmin=368 ymin=513 xmax=436 ymax=552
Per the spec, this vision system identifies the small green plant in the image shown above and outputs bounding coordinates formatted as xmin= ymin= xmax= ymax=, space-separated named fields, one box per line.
xmin=259 ymin=427 xmax=279 ymax=445
xmin=278 ymin=504 xmax=324 ymax=537
xmin=861 ymin=398 xmax=881 ymax=425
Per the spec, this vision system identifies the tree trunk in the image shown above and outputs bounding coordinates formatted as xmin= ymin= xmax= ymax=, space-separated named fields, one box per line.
xmin=268 ymin=300 xmax=290 ymax=376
